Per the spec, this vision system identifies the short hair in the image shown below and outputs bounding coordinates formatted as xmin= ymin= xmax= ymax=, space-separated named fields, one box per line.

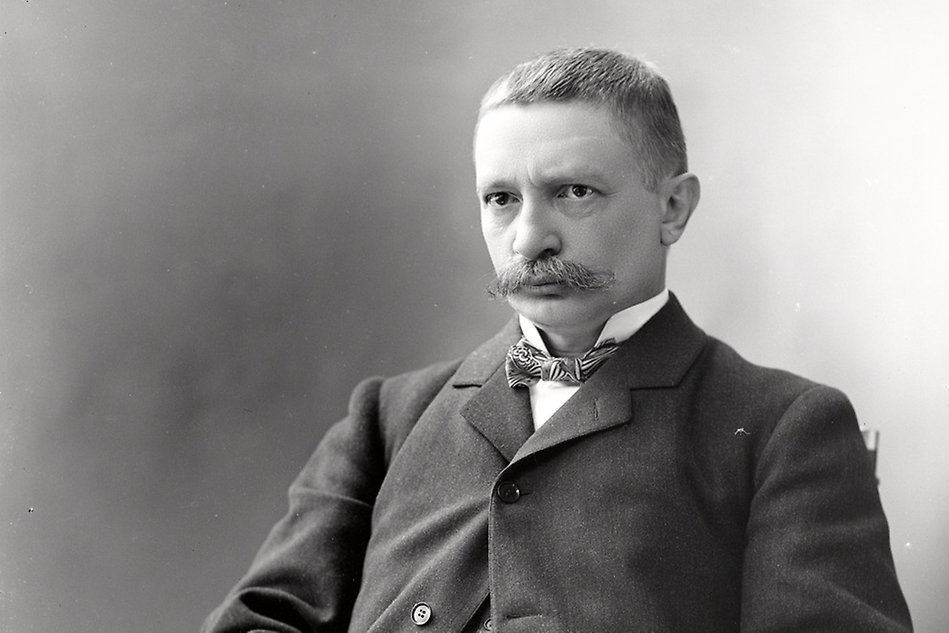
xmin=478 ymin=48 xmax=688 ymax=192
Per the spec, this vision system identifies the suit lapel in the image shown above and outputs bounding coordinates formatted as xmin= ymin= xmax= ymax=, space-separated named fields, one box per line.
xmin=512 ymin=351 xmax=632 ymax=461
xmin=513 ymin=293 xmax=707 ymax=463
xmin=455 ymin=319 xmax=534 ymax=462
xmin=452 ymin=294 xmax=707 ymax=464
xmin=459 ymin=365 xmax=534 ymax=462
xmin=618 ymin=293 xmax=708 ymax=390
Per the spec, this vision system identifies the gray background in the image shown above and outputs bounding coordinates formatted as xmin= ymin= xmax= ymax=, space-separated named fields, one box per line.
xmin=2 ymin=1 xmax=947 ymax=631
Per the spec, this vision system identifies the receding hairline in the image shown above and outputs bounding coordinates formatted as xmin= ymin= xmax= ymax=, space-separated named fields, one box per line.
xmin=473 ymin=48 xmax=688 ymax=191
xmin=473 ymin=100 xmax=648 ymax=172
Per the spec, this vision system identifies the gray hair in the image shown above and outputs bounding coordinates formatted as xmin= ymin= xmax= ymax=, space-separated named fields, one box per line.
xmin=478 ymin=48 xmax=688 ymax=192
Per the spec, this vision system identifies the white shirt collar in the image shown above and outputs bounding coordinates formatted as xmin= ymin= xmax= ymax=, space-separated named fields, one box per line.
xmin=518 ymin=288 xmax=670 ymax=355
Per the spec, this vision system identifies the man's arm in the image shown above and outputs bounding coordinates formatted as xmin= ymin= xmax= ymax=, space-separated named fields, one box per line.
xmin=741 ymin=385 xmax=913 ymax=632
xmin=202 ymin=376 xmax=387 ymax=633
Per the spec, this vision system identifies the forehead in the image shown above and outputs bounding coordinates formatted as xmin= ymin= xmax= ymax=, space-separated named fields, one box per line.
xmin=474 ymin=102 xmax=639 ymax=184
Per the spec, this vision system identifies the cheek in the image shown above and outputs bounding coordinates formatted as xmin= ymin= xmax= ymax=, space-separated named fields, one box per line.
xmin=480 ymin=225 xmax=510 ymax=268
xmin=572 ymin=224 xmax=629 ymax=263
xmin=480 ymin=211 xmax=499 ymax=241
xmin=592 ymin=219 xmax=660 ymax=272
xmin=611 ymin=213 xmax=661 ymax=248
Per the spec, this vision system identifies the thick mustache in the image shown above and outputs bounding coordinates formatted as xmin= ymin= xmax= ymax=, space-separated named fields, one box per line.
xmin=486 ymin=257 xmax=616 ymax=298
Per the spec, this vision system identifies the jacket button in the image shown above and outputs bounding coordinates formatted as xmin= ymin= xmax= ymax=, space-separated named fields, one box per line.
xmin=411 ymin=602 xmax=432 ymax=626
xmin=496 ymin=481 xmax=520 ymax=503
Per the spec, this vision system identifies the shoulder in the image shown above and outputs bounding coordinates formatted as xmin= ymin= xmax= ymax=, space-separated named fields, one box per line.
xmin=378 ymin=357 xmax=466 ymax=421
xmin=345 ymin=357 xmax=463 ymax=412
xmin=342 ymin=320 xmax=518 ymax=465
xmin=688 ymin=335 xmax=856 ymax=451
xmin=343 ymin=357 xmax=464 ymax=466
xmin=695 ymin=334 xmax=846 ymax=413
xmin=690 ymin=335 xmax=860 ymax=474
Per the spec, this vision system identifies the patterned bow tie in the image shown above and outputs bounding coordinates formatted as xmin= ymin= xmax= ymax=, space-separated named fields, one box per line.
xmin=505 ymin=337 xmax=620 ymax=388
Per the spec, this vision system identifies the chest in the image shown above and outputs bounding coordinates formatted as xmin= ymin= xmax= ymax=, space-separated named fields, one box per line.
xmin=352 ymin=384 xmax=752 ymax=631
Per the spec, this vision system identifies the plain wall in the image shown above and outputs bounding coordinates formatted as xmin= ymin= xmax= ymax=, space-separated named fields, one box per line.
xmin=1 ymin=1 xmax=947 ymax=631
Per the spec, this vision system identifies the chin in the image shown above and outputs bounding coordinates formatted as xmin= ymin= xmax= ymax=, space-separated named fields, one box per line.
xmin=506 ymin=294 xmax=599 ymax=330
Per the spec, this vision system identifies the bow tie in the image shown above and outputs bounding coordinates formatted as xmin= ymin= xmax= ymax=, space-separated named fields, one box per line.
xmin=505 ymin=337 xmax=620 ymax=388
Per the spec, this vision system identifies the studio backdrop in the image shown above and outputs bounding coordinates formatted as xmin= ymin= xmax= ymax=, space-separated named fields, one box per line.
xmin=1 ymin=1 xmax=947 ymax=631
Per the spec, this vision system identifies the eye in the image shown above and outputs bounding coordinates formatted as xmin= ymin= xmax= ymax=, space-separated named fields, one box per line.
xmin=483 ymin=191 xmax=518 ymax=208
xmin=558 ymin=184 xmax=596 ymax=200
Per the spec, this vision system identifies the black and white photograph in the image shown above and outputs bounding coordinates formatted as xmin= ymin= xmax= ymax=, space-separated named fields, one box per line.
xmin=1 ymin=1 xmax=947 ymax=631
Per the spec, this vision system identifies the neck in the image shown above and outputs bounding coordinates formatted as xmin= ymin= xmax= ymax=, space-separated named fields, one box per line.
xmin=539 ymin=323 xmax=605 ymax=357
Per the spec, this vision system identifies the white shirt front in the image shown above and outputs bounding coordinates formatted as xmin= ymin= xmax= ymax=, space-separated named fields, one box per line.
xmin=517 ymin=289 xmax=669 ymax=430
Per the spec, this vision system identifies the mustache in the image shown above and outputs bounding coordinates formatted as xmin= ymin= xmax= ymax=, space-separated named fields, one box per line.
xmin=486 ymin=257 xmax=616 ymax=298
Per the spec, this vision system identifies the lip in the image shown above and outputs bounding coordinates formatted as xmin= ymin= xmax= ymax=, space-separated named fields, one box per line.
xmin=519 ymin=280 xmax=566 ymax=295
xmin=523 ymin=274 xmax=560 ymax=286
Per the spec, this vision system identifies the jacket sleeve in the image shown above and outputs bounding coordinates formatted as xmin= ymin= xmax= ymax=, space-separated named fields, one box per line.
xmin=202 ymin=376 xmax=387 ymax=633
xmin=740 ymin=385 xmax=913 ymax=632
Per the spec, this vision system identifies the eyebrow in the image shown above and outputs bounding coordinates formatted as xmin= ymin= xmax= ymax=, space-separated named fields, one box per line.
xmin=475 ymin=178 xmax=516 ymax=194
xmin=476 ymin=169 xmax=610 ymax=193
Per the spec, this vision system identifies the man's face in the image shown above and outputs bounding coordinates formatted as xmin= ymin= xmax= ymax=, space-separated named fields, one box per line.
xmin=475 ymin=101 xmax=668 ymax=336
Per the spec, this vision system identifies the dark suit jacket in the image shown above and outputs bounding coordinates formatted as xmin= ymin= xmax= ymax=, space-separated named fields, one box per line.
xmin=203 ymin=295 xmax=912 ymax=632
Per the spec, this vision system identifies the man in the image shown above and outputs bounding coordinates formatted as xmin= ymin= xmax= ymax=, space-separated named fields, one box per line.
xmin=204 ymin=48 xmax=912 ymax=632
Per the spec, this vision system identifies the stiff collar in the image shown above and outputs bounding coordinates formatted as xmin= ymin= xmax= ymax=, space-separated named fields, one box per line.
xmin=451 ymin=291 xmax=705 ymax=390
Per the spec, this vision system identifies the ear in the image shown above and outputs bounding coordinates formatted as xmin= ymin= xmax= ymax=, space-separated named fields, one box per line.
xmin=658 ymin=173 xmax=700 ymax=246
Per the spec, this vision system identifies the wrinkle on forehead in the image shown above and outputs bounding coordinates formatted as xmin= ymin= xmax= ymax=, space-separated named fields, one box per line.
xmin=474 ymin=106 xmax=640 ymax=192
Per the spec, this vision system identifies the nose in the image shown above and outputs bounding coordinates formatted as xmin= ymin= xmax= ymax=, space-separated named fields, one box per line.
xmin=511 ymin=198 xmax=561 ymax=260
